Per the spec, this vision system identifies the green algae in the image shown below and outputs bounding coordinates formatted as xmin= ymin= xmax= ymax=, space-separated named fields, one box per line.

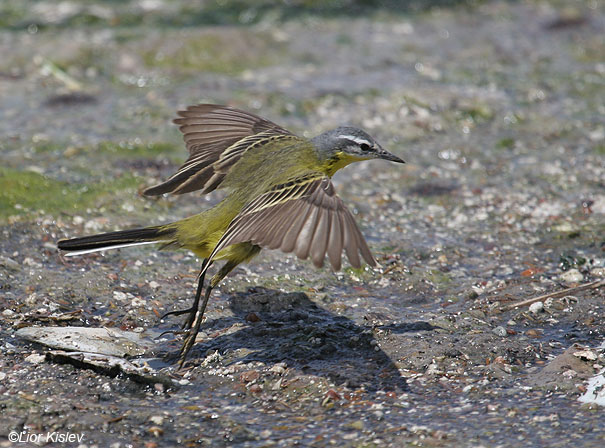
xmin=34 ymin=141 xmax=180 ymax=160
xmin=0 ymin=168 xmax=141 ymax=221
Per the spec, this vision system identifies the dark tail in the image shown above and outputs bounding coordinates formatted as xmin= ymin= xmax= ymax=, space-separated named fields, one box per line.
xmin=58 ymin=226 xmax=176 ymax=255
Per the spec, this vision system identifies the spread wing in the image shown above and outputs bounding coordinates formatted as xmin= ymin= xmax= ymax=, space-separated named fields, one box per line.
xmin=208 ymin=174 xmax=376 ymax=270
xmin=144 ymin=104 xmax=295 ymax=196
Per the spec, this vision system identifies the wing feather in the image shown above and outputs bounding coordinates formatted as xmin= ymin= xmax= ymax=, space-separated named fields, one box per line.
xmin=342 ymin=211 xmax=361 ymax=269
xmin=207 ymin=175 xmax=375 ymax=270
xmin=294 ymin=206 xmax=320 ymax=260
xmin=311 ymin=209 xmax=330 ymax=267
xmin=280 ymin=201 xmax=314 ymax=253
xmin=327 ymin=210 xmax=343 ymax=270
xmin=144 ymin=104 xmax=295 ymax=196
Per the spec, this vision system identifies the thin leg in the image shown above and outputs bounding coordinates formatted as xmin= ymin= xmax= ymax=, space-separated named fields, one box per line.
xmin=160 ymin=259 xmax=210 ymax=331
xmin=178 ymin=283 xmax=213 ymax=368
xmin=177 ymin=260 xmax=240 ymax=368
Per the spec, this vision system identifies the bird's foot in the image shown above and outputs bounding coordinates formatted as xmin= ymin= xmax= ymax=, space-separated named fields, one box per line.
xmin=157 ymin=329 xmax=188 ymax=338
xmin=177 ymin=328 xmax=198 ymax=369
xmin=160 ymin=307 xmax=194 ymax=320
xmin=176 ymin=309 xmax=206 ymax=369
xmin=160 ymin=307 xmax=197 ymax=331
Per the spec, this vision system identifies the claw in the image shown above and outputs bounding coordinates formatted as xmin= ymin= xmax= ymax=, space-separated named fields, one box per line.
xmin=160 ymin=307 xmax=195 ymax=321
xmin=160 ymin=307 xmax=198 ymax=332
xmin=157 ymin=329 xmax=188 ymax=339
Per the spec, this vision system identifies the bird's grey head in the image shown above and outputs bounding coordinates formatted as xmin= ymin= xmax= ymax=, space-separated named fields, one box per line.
xmin=311 ymin=126 xmax=404 ymax=164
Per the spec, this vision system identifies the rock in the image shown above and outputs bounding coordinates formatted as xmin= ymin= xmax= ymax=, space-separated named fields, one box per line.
xmin=590 ymin=267 xmax=605 ymax=277
xmin=573 ymin=349 xmax=598 ymax=361
xmin=528 ymin=344 xmax=597 ymax=390
xmin=15 ymin=326 xmax=155 ymax=357
xmin=492 ymin=326 xmax=507 ymax=337
xmin=25 ymin=353 xmax=46 ymax=364
xmin=149 ymin=415 xmax=164 ymax=425
xmin=0 ymin=256 xmax=21 ymax=271
xmin=529 ymin=302 xmax=544 ymax=314
xmin=559 ymin=269 xmax=583 ymax=284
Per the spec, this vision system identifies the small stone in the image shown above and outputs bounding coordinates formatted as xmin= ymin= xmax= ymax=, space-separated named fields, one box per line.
xmin=562 ymin=369 xmax=577 ymax=379
xmin=149 ymin=281 xmax=160 ymax=289
xmin=0 ymin=256 xmax=21 ymax=271
xmin=130 ymin=297 xmax=145 ymax=307
xmin=113 ymin=291 xmax=128 ymax=301
xmin=259 ymin=430 xmax=272 ymax=438
xmin=426 ymin=362 xmax=443 ymax=375
xmin=525 ymin=329 xmax=542 ymax=338
xmin=149 ymin=415 xmax=164 ymax=425
xmin=248 ymin=384 xmax=262 ymax=394
xmin=529 ymin=302 xmax=544 ymax=314
xmin=325 ymin=389 xmax=341 ymax=400
xmin=349 ymin=420 xmax=364 ymax=430
xmin=25 ymin=353 xmax=46 ymax=364
xmin=270 ymin=364 xmax=286 ymax=375
xmin=573 ymin=349 xmax=598 ymax=361
xmin=148 ymin=426 xmax=163 ymax=437
xmin=2 ymin=309 xmax=15 ymax=317
xmin=590 ymin=267 xmax=605 ymax=277
xmin=559 ymin=269 xmax=583 ymax=284
xmin=487 ymin=403 xmax=500 ymax=412
xmin=245 ymin=312 xmax=260 ymax=322
xmin=492 ymin=326 xmax=507 ymax=337
xmin=240 ymin=370 xmax=260 ymax=383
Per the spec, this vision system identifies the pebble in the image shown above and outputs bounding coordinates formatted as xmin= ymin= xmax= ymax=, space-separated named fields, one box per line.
xmin=559 ymin=269 xmax=583 ymax=284
xmin=240 ymin=370 xmax=260 ymax=383
xmin=24 ymin=353 xmax=46 ymax=364
xmin=259 ymin=430 xmax=272 ymax=439
xmin=590 ymin=267 xmax=605 ymax=277
xmin=529 ymin=302 xmax=544 ymax=314
xmin=113 ymin=291 xmax=128 ymax=301
xmin=148 ymin=426 xmax=163 ymax=437
xmin=573 ymin=349 xmax=597 ymax=361
xmin=149 ymin=415 xmax=164 ymax=425
xmin=249 ymin=384 xmax=262 ymax=393
xmin=492 ymin=326 xmax=507 ymax=337
xmin=270 ymin=363 xmax=286 ymax=374
xmin=0 ymin=256 xmax=21 ymax=271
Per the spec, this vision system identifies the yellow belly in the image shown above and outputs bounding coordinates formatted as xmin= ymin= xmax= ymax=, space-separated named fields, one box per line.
xmin=188 ymin=240 xmax=260 ymax=264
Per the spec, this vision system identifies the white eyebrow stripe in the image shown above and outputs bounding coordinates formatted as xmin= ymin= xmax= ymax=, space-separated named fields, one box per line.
xmin=337 ymin=135 xmax=372 ymax=146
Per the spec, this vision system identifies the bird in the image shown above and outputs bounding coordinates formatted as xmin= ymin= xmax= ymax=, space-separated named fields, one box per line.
xmin=57 ymin=104 xmax=405 ymax=366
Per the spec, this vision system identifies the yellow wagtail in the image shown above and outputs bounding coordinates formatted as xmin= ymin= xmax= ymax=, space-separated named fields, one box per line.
xmin=58 ymin=104 xmax=404 ymax=365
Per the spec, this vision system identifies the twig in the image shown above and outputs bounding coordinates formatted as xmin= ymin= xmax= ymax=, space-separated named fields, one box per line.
xmin=498 ymin=279 xmax=605 ymax=312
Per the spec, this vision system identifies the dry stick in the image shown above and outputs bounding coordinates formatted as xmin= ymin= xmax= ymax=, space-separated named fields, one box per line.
xmin=499 ymin=279 xmax=605 ymax=312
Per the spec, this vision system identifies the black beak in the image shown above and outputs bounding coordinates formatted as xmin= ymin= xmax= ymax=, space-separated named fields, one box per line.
xmin=377 ymin=146 xmax=405 ymax=164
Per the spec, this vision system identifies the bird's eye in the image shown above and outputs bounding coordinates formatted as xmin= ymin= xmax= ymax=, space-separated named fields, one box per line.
xmin=360 ymin=143 xmax=371 ymax=152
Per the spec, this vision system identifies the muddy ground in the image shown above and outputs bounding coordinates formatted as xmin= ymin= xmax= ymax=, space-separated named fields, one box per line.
xmin=1 ymin=0 xmax=604 ymax=446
